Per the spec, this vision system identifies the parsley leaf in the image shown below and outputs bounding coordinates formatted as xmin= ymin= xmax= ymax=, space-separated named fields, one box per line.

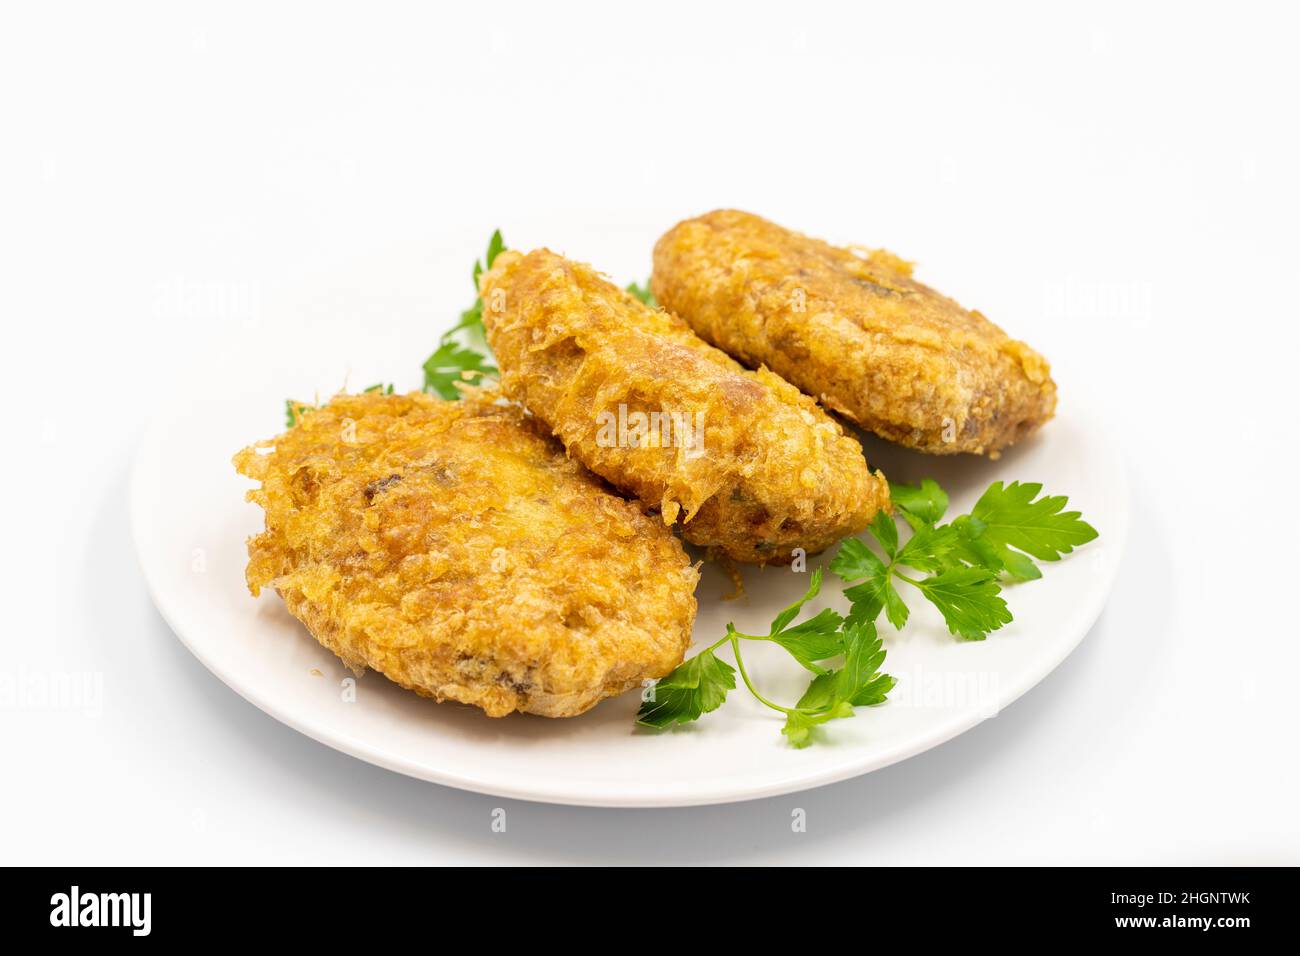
xmin=638 ymin=571 xmax=895 ymax=746
xmin=423 ymin=231 xmax=506 ymax=400
xmin=485 ymin=229 xmax=505 ymax=269
xmin=944 ymin=515 xmax=1005 ymax=574
xmin=781 ymin=705 xmax=852 ymax=748
xmin=794 ymin=668 xmax=893 ymax=712
xmin=835 ymin=622 xmax=892 ymax=704
xmin=769 ymin=609 xmax=845 ymax=672
xmin=769 ymin=568 xmax=826 ymax=634
xmin=829 ymin=537 xmax=887 ymax=582
xmin=422 ymin=341 xmax=497 ymax=400
xmin=834 ymin=536 xmax=908 ymax=630
xmin=894 ymin=522 xmax=963 ymax=572
xmin=626 ymin=279 xmax=657 ymax=307
xmin=889 ymin=478 xmax=949 ymax=529
xmin=784 ymin=623 xmax=894 ymax=747
xmin=833 ymin=539 xmax=888 ymax=625
xmin=636 ymin=649 xmax=735 ymax=728
xmin=794 ymin=671 xmax=839 ymax=712
xmin=284 ymin=399 xmax=312 ymax=428
xmin=881 ymin=580 xmax=910 ymax=630
xmin=970 ymin=480 xmax=1099 ymax=575
xmin=442 ymin=300 xmax=485 ymax=342
xmin=843 ymin=573 xmax=908 ymax=630
xmin=910 ymin=567 xmax=1012 ymax=640
xmin=867 ymin=509 xmax=898 ymax=557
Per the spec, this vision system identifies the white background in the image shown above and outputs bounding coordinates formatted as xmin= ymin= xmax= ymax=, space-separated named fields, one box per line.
xmin=3 ymin=1 xmax=1296 ymax=864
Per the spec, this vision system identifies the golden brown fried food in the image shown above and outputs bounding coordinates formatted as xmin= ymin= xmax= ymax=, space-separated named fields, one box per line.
xmin=652 ymin=209 xmax=1056 ymax=456
xmin=479 ymin=248 xmax=889 ymax=565
xmin=233 ymin=389 xmax=698 ymax=718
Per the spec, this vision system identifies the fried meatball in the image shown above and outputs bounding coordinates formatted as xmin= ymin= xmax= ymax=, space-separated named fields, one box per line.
xmin=479 ymin=248 xmax=888 ymax=564
xmin=652 ymin=209 xmax=1056 ymax=456
xmin=233 ymin=389 xmax=698 ymax=718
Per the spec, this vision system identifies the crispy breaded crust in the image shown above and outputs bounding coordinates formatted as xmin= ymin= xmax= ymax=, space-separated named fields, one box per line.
xmin=480 ymin=248 xmax=889 ymax=564
xmin=652 ymin=210 xmax=1056 ymax=456
xmin=233 ymin=390 xmax=698 ymax=718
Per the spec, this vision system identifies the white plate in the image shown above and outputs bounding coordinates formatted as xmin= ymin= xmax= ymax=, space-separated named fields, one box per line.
xmin=132 ymin=384 xmax=1126 ymax=807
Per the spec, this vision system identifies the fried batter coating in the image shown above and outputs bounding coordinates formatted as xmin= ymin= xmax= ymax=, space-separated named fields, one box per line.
xmin=479 ymin=248 xmax=889 ymax=565
xmin=652 ymin=210 xmax=1056 ymax=456
xmin=233 ymin=389 xmax=698 ymax=718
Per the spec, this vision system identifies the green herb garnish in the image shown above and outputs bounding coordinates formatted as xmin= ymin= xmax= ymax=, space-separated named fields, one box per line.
xmin=639 ymin=478 xmax=1096 ymax=746
xmin=832 ymin=480 xmax=1098 ymax=640
xmin=422 ymin=230 xmax=504 ymax=399
xmin=422 ymin=342 xmax=498 ymax=400
xmin=637 ymin=570 xmax=895 ymax=748
xmin=626 ymin=278 xmax=657 ymax=308
xmin=284 ymin=398 xmax=312 ymax=428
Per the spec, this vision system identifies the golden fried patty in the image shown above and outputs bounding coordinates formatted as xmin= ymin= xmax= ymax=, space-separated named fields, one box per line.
xmin=652 ymin=209 xmax=1056 ymax=456
xmin=480 ymin=248 xmax=888 ymax=564
xmin=233 ymin=390 xmax=698 ymax=718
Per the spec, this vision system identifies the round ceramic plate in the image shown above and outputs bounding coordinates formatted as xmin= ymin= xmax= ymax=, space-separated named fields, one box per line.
xmin=131 ymin=382 xmax=1126 ymax=807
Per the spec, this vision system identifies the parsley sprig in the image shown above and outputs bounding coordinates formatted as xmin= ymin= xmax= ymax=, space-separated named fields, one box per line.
xmin=832 ymin=480 xmax=1098 ymax=640
xmin=423 ymin=231 xmax=504 ymax=399
xmin=637 ymin=570 xmax=896 ymax=748
xmin=638 ymin=478 xmax=1097 ymax=746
